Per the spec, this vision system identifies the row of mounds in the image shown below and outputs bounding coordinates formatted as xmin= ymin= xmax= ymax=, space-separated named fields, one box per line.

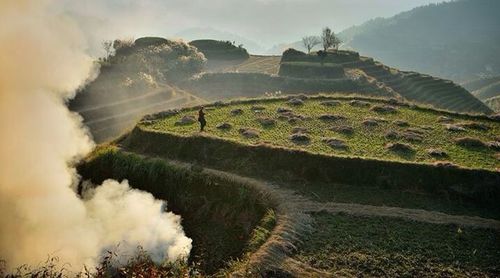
xmin=189 ymin=39 xmax=250 ymax=61
xmin=353 ymin=58 xmax=493 ymax=114
xmin=148 ymin=95 xmax=499 ymax=171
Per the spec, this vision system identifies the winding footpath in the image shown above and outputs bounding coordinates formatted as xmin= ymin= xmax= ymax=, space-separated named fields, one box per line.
xmin=128 ymin=153 xmax=500 ymax=276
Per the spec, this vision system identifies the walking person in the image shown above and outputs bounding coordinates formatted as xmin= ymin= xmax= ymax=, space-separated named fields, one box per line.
xmin=198 ymin=106 xmax=206 ymax=132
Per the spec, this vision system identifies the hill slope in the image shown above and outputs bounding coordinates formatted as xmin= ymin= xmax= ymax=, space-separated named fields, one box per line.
xmin=462 ymin=75 xmax=500 ymax=112
xmin=340 ymin=0 xmax=500 ymax=82
xmin=140 ymin=95 xmax=499 ymax=170
xmin=69 ymin=37 xmax=206 ymax=142
xmin=199 ymin=50 xmax=492 ymax=114
xmin=107 ymin=95 xmax=500 ymax=276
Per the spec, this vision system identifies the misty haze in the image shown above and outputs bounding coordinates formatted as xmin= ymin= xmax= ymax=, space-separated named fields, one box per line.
xmin=1 ymin=0 xmax=499 ymax=277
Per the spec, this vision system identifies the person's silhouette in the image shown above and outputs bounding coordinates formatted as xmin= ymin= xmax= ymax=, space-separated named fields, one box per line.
xmin=198 ymin=106 xmax=206 ymax=132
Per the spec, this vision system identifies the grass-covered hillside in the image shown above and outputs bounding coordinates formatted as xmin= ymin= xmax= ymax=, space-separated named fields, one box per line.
xmin=141 ymin=95 xmax=499 ymax=170
xmin=69 ymin=37 xmax=207 ymax=142
xmin=339 ymin=0 xmax=500 ymax=82
xmin=204 ymin=55 xmax=281 ymax=74
xmin=191 ymin=49 xmax=493 ymax=115
xmin=462 ymin=75 xmax=500 ymax=112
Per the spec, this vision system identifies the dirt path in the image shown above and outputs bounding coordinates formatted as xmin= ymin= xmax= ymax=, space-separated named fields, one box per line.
xmin=194 ymin=164 xmax=500 ymax=230
xmin=132 ymin=155 xmax=500 ymax=276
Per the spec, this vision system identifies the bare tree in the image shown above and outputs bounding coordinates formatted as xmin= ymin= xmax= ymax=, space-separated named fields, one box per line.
xmin=333 ymin=35 xmax=343 ymax=50
xmin=102 ymin=40 xmax=114 ymax=61
xmin=302 ymin=36 xmax=321 ymax=53
xmin=321 ymin=27 xmax=334 ymax=51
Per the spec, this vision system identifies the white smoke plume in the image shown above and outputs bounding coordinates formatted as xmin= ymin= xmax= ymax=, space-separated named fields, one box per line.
xmin=0 ymin=0 xmax=191 ymax=272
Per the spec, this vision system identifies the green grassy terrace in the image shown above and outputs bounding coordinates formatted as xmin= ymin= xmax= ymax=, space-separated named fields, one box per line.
xmin=294 ymin=212 xmax=500 ymax=277
xmin=141 ymin=95 xmax=499 ymax=171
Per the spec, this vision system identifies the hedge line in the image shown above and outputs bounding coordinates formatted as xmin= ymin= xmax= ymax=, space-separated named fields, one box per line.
xmin=281 ymin=48 xmax=360 ymax=64
xmin=123 ymin=128 xmax=500 ymax=209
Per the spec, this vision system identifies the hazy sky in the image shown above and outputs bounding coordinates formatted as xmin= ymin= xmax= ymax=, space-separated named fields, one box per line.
xmin=65 ymin=0 xmax=449 ymax=50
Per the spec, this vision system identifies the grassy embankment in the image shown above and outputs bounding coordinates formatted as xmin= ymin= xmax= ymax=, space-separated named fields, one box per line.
xmin=123 ymin=95 xmax=500 ymax=219
xmin=142 ymin=96 xmax=499 ymax=170
xmin=78 ymin=146 xmax=277 ymax=275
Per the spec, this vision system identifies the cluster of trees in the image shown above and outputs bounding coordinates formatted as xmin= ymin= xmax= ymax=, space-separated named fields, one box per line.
xmin=97 ymin=37 xmax=206 ymax=83
xmin=302 ymin=27 xmax=342 ymax=54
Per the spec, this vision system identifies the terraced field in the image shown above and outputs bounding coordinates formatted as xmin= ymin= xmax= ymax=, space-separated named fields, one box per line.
xmin=201 ymin=54 xmax=492 ymax=115
xmin=101 ymin=95 xmax=500 ymax=276
xmin=462 ymin=76 xmax=500 ymax=112
xmin=142 ymin=95 xmax=499 ymax=170
xmin=205 ymin=55 xmax=281 ymax=74
xmin=71 ymin=84 xmax=205 ymax=142
xmin=288 ymin=57 xmax=491 ymax=114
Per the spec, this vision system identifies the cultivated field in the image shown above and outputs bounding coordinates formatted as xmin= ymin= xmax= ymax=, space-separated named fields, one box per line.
xmin=294 ymin=212 xmax=500 ymax=277
xmin=142 ymin=95 xmax=499 ymax=170
xmin=205 ymin=55 xmax=281 ymax=74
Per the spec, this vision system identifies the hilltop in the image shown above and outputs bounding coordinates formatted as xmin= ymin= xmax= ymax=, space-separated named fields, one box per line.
xmin=339 ymin=0 xmax=500 ymax=82
xmin=69 ymin=37 xmax=207 ymax=142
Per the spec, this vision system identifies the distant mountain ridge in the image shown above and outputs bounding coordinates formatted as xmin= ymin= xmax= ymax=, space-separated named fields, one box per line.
xmin=339 ymin=0 xmax=500 ymax=82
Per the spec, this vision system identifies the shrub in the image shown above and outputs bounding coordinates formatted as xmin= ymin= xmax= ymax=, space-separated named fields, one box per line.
xmin=319 ymin=114 xmax=346 ymax=121
xmin=371 ymin=105 xmax=398 ymax=113
xmin=257 ymin=117 xmax=276 ymax=127
xmin=190 ymin=39 xmax=249 ymax=60
xmin=175 ymin=115 xmax=196 ymax=125
xmin=331 ymin=125 xmax=355 ymax=135
xmin=216 ymin=122 xmax=232 ymax=130
xmin=322 ymin=138 xmax=348 ymax=149
xmin=385 ymin=130 xmax=400 ymax=140
xmin=280 ymin=48 xmax=307 ymax=62
xmin=455 ymin=137 xmax=487 ymax=148
xmin=134 ymin=37 xmax=169 ymax=47
xmin=445 ymin=124 xmax=466 ymax=132
xmin=239 ymin=128 xmax=260 ymax=138
xmin=231 ymin=108 xmax=244 ymax=116
xmin=386 ymin=142 xmax=414 ymax=153
xmin=428 ymin=148 xmax=447 ymax=157
xmin=393 ymin=120 xmax=410 ymax=127
xmin=349 ymin=100 xmax=371 ymax=107
xmin=292 ymin=127 xmax=309 ymax=134
xmin=287 ymin=98 xmax=304 ymax=105
xmin=281 ymin=48 xmax=359 ymax=64
xmin=290 ymin=133 xmax=311 ymax=144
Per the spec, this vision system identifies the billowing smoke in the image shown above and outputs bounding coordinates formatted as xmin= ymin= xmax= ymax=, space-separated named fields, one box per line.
xmin=0 ymin=0 xmax=191 ymax=272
